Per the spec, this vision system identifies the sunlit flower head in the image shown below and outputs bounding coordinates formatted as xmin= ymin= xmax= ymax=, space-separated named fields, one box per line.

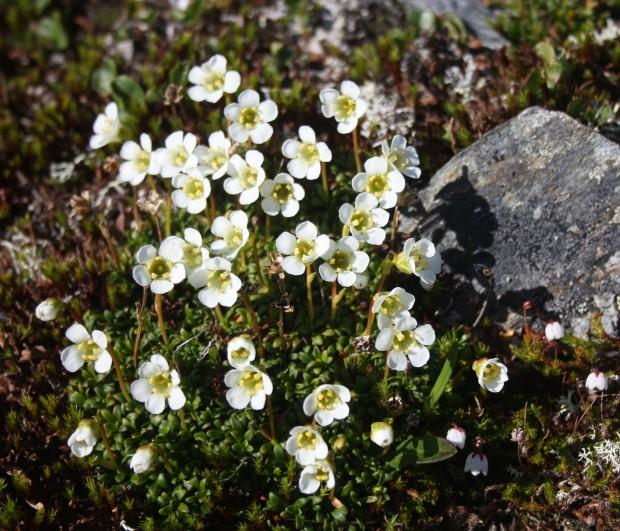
xmin=89 ymin=102 xmax=119 ymax=149
xmin=275 ymin=221 xmax=330 ymax=276
xmin=319 ymin=80 xmax=367 ymax=134
xmin=472 ymin=358 xmax=508 ymax=393
xmin=545 ymin=321 xmax=564 ymax=342
xmin=132 ymin=239 xmax=186 ymax=294
xmin=194 ymin=131 xmax=231 ymax=179
xmin=68 ymin=420 xmax=98 ymax=458
xmin=299 ymin=460 xmax=335 ymax=494
xmin=171 ymin=168 xmax=211 ymax=214
xmin=60 ymin=323 xmax=112 ymax=374
xmin=281 ymin=125 xmax=332 ymax=180
xmin=223 ymin=150 xmax=266 ymax=205
xmin=318 ymin=236 xmax=369 ymax=288
xmin=376 ymin=314 xmax=435 ymax=371
xmin=131 ymin=354 xmax=186 ymax=414
xmin=352 ymin=156 xmax=405 ymax=209
xmin=371 ymin=287 xmax=415 ymax=329
xmin=381 ymin=135 xmax=421 ymax=179
xmin=303 ymin=384 xmax=351 ymax=426
xmin=187 ymin=55 xmax=240 ymax=103
xmin=339 ymin=192 xmax=389 ymax=245
xmin=585 ymin=369 xmax=609 ymax=392
xmin=224 ymin=365 xmax=272 ymax=410
xmin=285 ymin=426 xmax=329 ymax=465
xmin=446 ymin=425 xmax=466 ymax=449
xmin=210 ymin=210 xmax=250 ymax=259
xmin=163 ymin=228 xmax=209 ymax=286
xmin=119 ymin=133 xmax=160 ymax=185
xmin=227 ymin=335 xmax=256 ymax=369
xmin=464 ymin=452 xmax=488 ymax=476
xmin=260 ymin=173 xmax=305 ymax=218
xmin=154 ymin=131 xmax=198 ymax=178
xmin=35 ymin=297 xmax=62 ymax=322
xmin=394 ymin=238 xmax=442 ymax=290
xmin=224 ymin=89 xmax=278 ymax=144
xmin=191 ymin=257 xmax=242 ymax=308
xmin=370 ymin=420 xmax=394 ymax=448
xmin=130 ymin=445 xmax=155 ymax=474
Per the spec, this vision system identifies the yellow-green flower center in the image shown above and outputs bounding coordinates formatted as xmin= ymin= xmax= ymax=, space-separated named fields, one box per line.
xmin=239 ymin=107 xmax=260 ymax=129
xmin=240 ymin=167 xmax=258 ymax=188
xmin=203 ymin=71 xmax=224 ymax=92
xmin=224 ymin=227 xmax=245 ymax=248
xmin=483 ymin=363 xmax=501 ymax=381
xmin=296 ymin=430 xmax=318 ymax=449
xmin=365 ymin=173 xmax=390 ymax=197
xmin=349 ymin=209 xmax=373 ymax=231
xmin=148 ymin=371 xmax=172 ymax=397
xmin=183 ymin=243 xmax=203 ymax=268
xmin=317 ymin=389 xmax=340 ymax=410
xmin=389 ymin=150 xmax=409 ymax=171
xmin=239 ymin=371 xmax=263 ymax=395
xmin=231 ymin=347 xmax=250 ymax=361
xmin=172 ymin=147 xmax=189 ymax=167
xmin=392 ymin=330 xmax=415 ymax=352
xmin=272 ymin=182 xmax=294 ymax=204
xmin=207 ymin=269 xmax=231 ymax=291
xmin=77 ymin=339 xmax=101 ymax=362
xmin=183 ymin=178 xmax=205 ymax=200
xmin=293 ymin=240 xmax=316 ymax=262
xmin=147 ymin=256 xmax=173 ymax=280
xmin=298 ymin=143 xmax=319 ymax=164
xmin=379 ymin=294 xmax=401 ymax=316
xmin=135 ymin=150 xmax=150 ymax=173
xmin=315 ymin=465 xmax=329 ymax=482
xmin=206 ymin=148 xmax=227 ymax=170
xmin=336 ymin=95 xmax=356 ymax=118
xmin=393 ymin=252 xmax=412 ymax=274
xmin=328 ymin=249 xmax=352 ymax=273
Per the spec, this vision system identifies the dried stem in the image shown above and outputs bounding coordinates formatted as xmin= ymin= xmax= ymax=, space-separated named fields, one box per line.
xmin=321 ymin=161 xmax=329 ymax=197
xmin=107 ymin=341 xmax=130 ymax=401
xmin=352 ymin=127 xmax=362 ymax=173
xmin=133 ymin=287 xmax=148 ymax=368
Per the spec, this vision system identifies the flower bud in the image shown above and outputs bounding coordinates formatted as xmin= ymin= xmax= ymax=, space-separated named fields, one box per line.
xmin=370 ymin=420 xmax=394 ymax=448
xmin=585 ymin=370 xmax=609 ymax=392
xmin=130 ymin=445 xmax=156 ymax=474
xmin=35 ymin=298 xmax=62 ymax=321
xmin=67 ymin=420 xmax=98 ymax=457
xmin=446 ymin=424 xmax=466 ymax=449
xmin=464 ymin=452 xmax=488 ymax=476
xmin=545 ymin=321 xmax=564 ymax=341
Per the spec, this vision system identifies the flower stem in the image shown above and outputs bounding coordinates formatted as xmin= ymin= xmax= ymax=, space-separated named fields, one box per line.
xmin=154 ymin=294 xmax=169 ymax=348
xmin=209 ymin=193 xmax=217 ymax=221
xmin=352 ymin=127 xmax=362 ymax=173
xmin=178 ymin=407 xmax=186 ymax=429
xmin=383 ymin=355 xmax=390 ymax=387
xmin=331 ymin=282 xmax=338 ymax=321
xmin=321 ymin=161 xmax=329 ymax=197
xmin=265 ymin=214 xmax=271 ymax=240
xmin=241 ymin=292 xmax=265 ymax=357
xmin=107 ymin=342 xmax=130 ymax=401
xmin=164 ymin=194 xmax=172 ymax=236
xmin=214 ymin=305 xmax=229 ymax=332
xmin=133 ymin=287 xmax=148 ymax=368
xmin=363 ymin=258 xmax=393 ymax=336
xmin=266 ymin=396 xmax=277 ymax=441
xmin=131 ymin=186 xmax=142 ymax=230
xmin=306 ymin=265 xmax=315 ymax=323
xmin=252 ymin=233 xmax=268 ymax=288
xmin=97 ymin=420 xmax=117 ymax=466
xmin=390 ymin=206 xmax=400 ymax=249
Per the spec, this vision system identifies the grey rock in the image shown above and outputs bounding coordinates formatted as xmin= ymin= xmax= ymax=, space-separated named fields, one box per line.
xmin=403 ymin=0 xmax=508 ymax=49
xmin=402 ymin=107 xmax=620 ymax=337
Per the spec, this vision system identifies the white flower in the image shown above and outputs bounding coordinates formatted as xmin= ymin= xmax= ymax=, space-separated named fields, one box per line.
xmin=224 ymin=89 xmax=278 ymax=144
xmin=275 ymin=221 xmax=330 ymax=276
xmin=299 ymin=460 xmax=335 ymax=494
xmin=464 ymin=452 xmax=488 ymax=476
xmin=303 ymin=384 xmax=351 ymax=426
xmin=585 ymin=370 xmax=609 ymax=392
xmin=381 ymin=135 xmax=421 ymax=179
xmin=163 ymin=228 xmax=209 ymax=286
xmin=281 ymin=125 xmax=332 ymax=180
xmin=370 ymin=421 xmax=394 ymax=448
xmin=154 ymin=131 xmax=198 ymax=178
xmin=89 ymin=102 xmax=119 ymax=149
xmin=285 ymin=426 xmax=329 ymax=465
xmin=190 ymin=257 xmax=242 ymax=308
xmin=187 ymin=55 xmax=240 ymax=103
xmin=171 ymin=168 xmax=211 ymax=214
xmin=545 ymin=321 xmax=564 ymax=341
xmin=68 ymin=420 xmax=98 ymax=457
xmin=319 ymin=80 xmax=367 ymax=134
xmin=194 ymin=131 xmax=231 ymax=179
xmin=224 ymin=365 xmax=273 ymax=410
xmin=472 ymin=358 xmax=509 ymax=393
xmin=35 ymin=298 xmax=62 ymax=321
xmin=130 ymin=354 xmax=186 ymax=414
xmin=60 ymin=323 xmax=112 ymax=374
xmin=394 ymin=238 xmax=442 ymax=289
xmin=132 ymin=240 xmax=186 ymax=294
xmin=376 ymin=314 xmax=435 ymax=371
xmin=227 ymin=335 xmax=256 ymax=369
xmin=169 ymin=0 xmax=190 ymax=10
xmin=371 ymin=287 xmax=415 ymax=329
xmin=119 ymin=133 xmax=159 ymax=185
xmin=130 ymin=445 xmax=155 ymax=474
xmin=352 ymin=156 xmax=405 ymax=209
xmin=339 ymin=192 xmax=389 ymax=245
xmin=446 ymin=425 xmax=466 ymax=449
xmin=260 ymin=173 xmax=305 ymax=217
xmin=210 ymin=210 xmax=250 ymax=259
xmin=223 ymin=150 xmax=266 ymax=205
xmin=318 ymin=236 xmax=369 ymax=288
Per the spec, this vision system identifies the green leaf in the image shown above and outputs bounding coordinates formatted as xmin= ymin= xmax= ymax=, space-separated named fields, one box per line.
xmin=169 ymin=62 xmax=189 ymax=86
xmin=36 ymin=12 xmax=68 ymax=50
xmin=92 ymin=59 xmax=117 ymax=95
xmin=112 ymin=75 xmax=146 ymax=115
xmin=389 ymin=436 xmax=457 ymax=468
xmin=428 ymin=349 xmax=459 ymax=407
xmin=535 ymin=40 xmax=562 ymax=89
